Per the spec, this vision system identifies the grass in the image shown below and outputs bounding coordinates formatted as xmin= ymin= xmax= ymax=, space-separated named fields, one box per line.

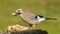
xmin=0 ymin=0 xmax=60 ymax=34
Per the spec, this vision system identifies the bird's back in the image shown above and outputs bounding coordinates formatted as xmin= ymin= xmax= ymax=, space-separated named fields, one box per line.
xmin=19 ymin=10 xmax=39 ymax=25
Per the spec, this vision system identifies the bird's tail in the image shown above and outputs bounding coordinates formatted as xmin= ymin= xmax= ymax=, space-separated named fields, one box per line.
xmin=46 ymin=18 xmax=57 ymax=20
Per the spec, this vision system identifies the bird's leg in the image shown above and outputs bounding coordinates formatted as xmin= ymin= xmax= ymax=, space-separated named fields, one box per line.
xmin=29 ymin=24 xmax=33 ymax=27
xmin=29 ymin=25 xmax=35 ymax=30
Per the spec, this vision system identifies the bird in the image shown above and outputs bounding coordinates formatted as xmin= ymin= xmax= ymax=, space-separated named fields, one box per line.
xmin=12 ymin=8 xmax=57 ymax=29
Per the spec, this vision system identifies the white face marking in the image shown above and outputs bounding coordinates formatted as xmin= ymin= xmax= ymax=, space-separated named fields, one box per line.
xmin=37 ymin=16 xmax=45 ymax=22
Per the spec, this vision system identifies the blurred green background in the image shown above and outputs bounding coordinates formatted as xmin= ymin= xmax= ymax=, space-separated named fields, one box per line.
xmin=0 ymin=0 xmax=60 ymax=34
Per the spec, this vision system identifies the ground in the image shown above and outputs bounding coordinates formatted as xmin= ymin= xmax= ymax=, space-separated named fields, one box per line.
xmin=0 ymin=0 xmax=60 ymax=34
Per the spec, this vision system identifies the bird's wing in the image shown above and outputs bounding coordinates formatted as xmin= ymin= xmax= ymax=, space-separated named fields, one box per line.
xmin=20 ymin=11 xmax=38 ymax=24
xmin=23 ymin=12 xmax=37 ymax=20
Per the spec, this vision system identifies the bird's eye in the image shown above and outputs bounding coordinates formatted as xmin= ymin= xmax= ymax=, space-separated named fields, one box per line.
xmin=18 ymin=10 xmax=20 ymax=12
xmin=17 ymin=10 xmax=22 ymax=14
xmin=17 ymin=10 xmax=20 ymax=13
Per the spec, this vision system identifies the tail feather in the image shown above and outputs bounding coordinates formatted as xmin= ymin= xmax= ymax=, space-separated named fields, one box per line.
xmin=46 ymin=18 xmax=57 ymax=20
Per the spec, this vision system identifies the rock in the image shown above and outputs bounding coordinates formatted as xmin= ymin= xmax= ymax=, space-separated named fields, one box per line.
xmin=11 ymin=30 xmax=48 ymax=34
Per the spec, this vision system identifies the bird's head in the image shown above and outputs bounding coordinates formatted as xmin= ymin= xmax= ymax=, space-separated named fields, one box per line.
xmin=12 ymin=8 xmax=22 ymax=16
